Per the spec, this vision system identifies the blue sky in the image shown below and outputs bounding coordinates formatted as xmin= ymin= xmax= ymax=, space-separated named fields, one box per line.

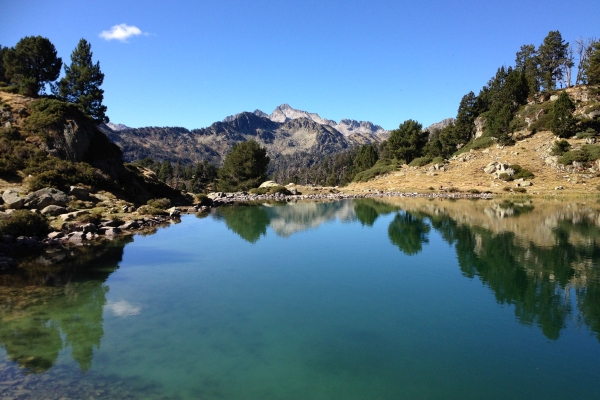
xmin=2 ymin=0 xmax=599 ymax=130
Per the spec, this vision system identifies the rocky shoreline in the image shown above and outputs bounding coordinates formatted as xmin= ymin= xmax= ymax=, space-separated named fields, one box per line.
xmin=0 ymin=187 xmax=493 ymax=270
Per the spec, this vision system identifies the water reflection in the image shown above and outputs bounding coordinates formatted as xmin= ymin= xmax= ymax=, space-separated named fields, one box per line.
xmin=387 ymin=212 xmax=430 ymax=255
xmin=0 ymin=240 xmax=129 ymax=373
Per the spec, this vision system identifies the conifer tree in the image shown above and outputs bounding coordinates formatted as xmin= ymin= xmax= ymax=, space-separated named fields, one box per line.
xmin=551 ymin=91 xmax=577 ymax=138
xmin=584 ymin=40 xmax=600 ymax=85
xmin=58 ymin=39 xmax=108 ymax=123
xmin=387 ymin=120 xmax=425 ymax=164
xmin=3 ymin=36 xmax=62 ymax=97
xmin=218 ymin=140 xmax=270 ymax=192
xmin=353 ymin=144 xmax=378 ymax=172
xmin=0 ymin=45 xmax=8 ymax=83
xmin=538 ymin=31 xmax=568 ymax=91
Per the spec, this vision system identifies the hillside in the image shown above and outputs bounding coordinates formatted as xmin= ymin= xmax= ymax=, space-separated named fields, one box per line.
xmin=344 ymin=86 xmax=600 ymax=196
xmin=0 ymin=91 xmax=179 ymax=204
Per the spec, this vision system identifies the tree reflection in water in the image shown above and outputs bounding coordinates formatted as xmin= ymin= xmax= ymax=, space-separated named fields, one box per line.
xmin=0 ymin=239 xmax=129 ymax=373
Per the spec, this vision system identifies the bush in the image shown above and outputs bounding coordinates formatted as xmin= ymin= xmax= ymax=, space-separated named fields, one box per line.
xmin=408 ymin=156 xmax=432 ymax=167
xmin=514 ymin=187 xmax=527 ymax=193
xmin=510 ymin=164 xmax=535 ymax=180
xmin=431 ymin=156 xmax=444 ymax=164
xmin=25 ymin=158 xmax=106 ymax=191
xmin=530 ymin=112 xmax=553 ymax=133
xmin=551 ymin=140 xmax=571 ymax=156
xmin=23 ymin=98 xmax=84 ymax=134
xmin=455 ymin=137 xmax=495 ymax=155
xmin=136 ymin=205 xmax=166 ymax=216
xmin=468 ymin=189 xmax=481 ymax=194
xmin=0 ymin=210 xmax=50 ymax=237
xmin=558 ymin=145 xmax=600 ymax=165
xmin=353 ymin=159 xmax=398 ymax=182
xmin=0 ymin=86 xmax=19 ymax=94
xmin=147 ymin=198 xmax=171 ymax=209
xmin=194 ymin=194 xmax=212 ymax=206
xmin=76 ymin=210 xmax=103 ymax=225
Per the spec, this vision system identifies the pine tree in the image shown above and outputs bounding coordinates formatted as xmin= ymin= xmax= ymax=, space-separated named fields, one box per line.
xmin=551 ymin=91 xmax=577 ymax=138
xmin=3 ymin=36 xmax=62 ymax=97
xmin=158 ymin=161 xmax=173 ymax=182
xmin=584 ymin=40 xmax=600 ymax=85
xmin=387 ymin=120 xmax=425 ymax=164
xmin=0 ymin=45 xmax=8 ymax=83
xmin=538 ymin=31 xmax=568 ymax=91
xmin=218 ymin=140 xmax=270 ymax=192
xmin=353 ymin=144 xmax=378 ymax=172
xmin=58 ymin=39 xmax=108 ymax=123
xmin=515 ymin=44 xmax=540 ymax=95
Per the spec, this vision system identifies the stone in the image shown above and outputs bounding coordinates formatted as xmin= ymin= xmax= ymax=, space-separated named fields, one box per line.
xmin=81 ymin=223 xmax=97 ymax=234
xmin=167 ymin=207 xmax=181 ymax=217
xmin=483 ymin=165 xmax=496 ymax=174
xmin=23 ymin=188 xmax=69 ymax=209
xmin=102 ymin=227 xmax=121 ymax=236
xmin=207 ymin=192 xmax=225 ymax=200
xmin=119 ymin=220 xmax=140 ymax=230
xmin=68 ymin=232 xmax=86 ymax=242
xmin=555 ymin=186 xmax=564 ymax=190
xmin=259 ymin=181 xmax=280 ymax=188
xmin=100 ymin=220 xmax=121 ymax=227
xmin=47 ymin=231 xmax=65 ymax=239
xmin=69 ymin=186 xmax=90 ymax=200
xmin=60 ymin=210 xmax=90 ymax=221
xmin=516 ymin=181 xmax=532 ymax=187
xmin=2 ymin=189 xmax=24 ymax=209
xmin=41 ymin=205 xmax=68 ymax=216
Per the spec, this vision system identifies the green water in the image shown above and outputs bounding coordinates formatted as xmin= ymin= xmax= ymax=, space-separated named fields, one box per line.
xmin=2 ymin=198 xmax=600 ymax=399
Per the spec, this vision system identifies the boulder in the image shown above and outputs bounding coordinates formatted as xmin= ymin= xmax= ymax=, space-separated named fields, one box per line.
xmin=70 ymin=186 xmax=90 ymax=200
xmin=119 ymin=220 xmax=140 ymax=230
xmin=81 ymin=223 xmax=97 ymax=234
xmin=167 ymin=207 xmax=181 ymax=217
xmin=41 ymin=205 xmax=68 ymax=216
xmin=60 ymin=210 xmax=90 ymax=221
xmin=23 ymin=188 xmax=69 ymax=209
xmin=68 ymin=231 xmax=86 ymax=242
xmin=47 ymin=231 xmax=65 ymax=239
xmin=259 ymin=181 xmax=280 ymax=188
xmin=207 ymin=192 xmax=225 ymax=200
xmin=2 ymin=189 xmax=25 ymax=209
xmin=100 ymin=227 xmax=121 ymax=236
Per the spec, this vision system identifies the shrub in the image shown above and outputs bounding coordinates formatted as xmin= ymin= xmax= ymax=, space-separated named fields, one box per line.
xmin=455 ymin=137 xmax=495 ymax=155
xmin=76 ymin=210 xmax=103 ymax=225
xmin=408 ymin=156 xmax=432 ymax=167
xmin=529 ymin=112 xmax=553 ymax=133
xmin=502 ymin=186 xmax=511 ymax=192
xmin=194 ymin=194 xmax=212 ymax=206
xmin=514 ymin=187 xmax=527 ymax=193
xmin=0 ymin=210 xmax=50 ymax=237
xmin=447 ymin=187 xmax=460 ymax=193
xmin=25 ymin=158 xmax=106 ymax=191
xmin=353 ymin=159 xmax=398 ymax=182
xmin=136 ymin=205 xmax=166 ymax=216
xmin=147 ymin=198 xmax=171 ymax=209
xmin=551 ymin=140 xmax=571 ymax=156
xmin=23 ymin=98 xmax=84 ymax=134
xmin=510 ymin=164 xmax=535 ymax=180
xmin=558 ymin=145 xmax=600 ymax=165
xmin=431 ymin=156 xmax=444 ymax=164
xmin=468 ymin=189 xmax=481 ymax=194
xmin=0 ymin=86 xmax=19 ymax=94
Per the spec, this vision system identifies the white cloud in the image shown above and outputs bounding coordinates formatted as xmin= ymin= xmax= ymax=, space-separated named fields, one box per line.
xmin=105 ymin=300 xmax=141 ymax=317
xmin=99 ymin=24 xmax=146 ymax=42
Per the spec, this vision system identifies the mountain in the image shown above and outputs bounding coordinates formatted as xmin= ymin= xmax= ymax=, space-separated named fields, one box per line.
xmin=106 ymin=104 xmax=390 ymax=171
xmin=105 ymin=122 xmax=130 ymax=131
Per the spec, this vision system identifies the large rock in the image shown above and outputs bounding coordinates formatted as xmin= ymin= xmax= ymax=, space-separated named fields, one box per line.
xmin=207 ymin=192 xmax=225 ymax=200
xmin=60 ymin=210 xmax=90 ymax=221
xmin=2 ymin=189 xmax=25 ymax=209
xmin=23 ymin=188 xmax=69 ymax=209
xmin=41 ymin=205 xmax=68 ymax=216
xmin=70 ymin=186 xmax=90 ymax=200
xmin=259 ymin=181 xmax=280 ymax=188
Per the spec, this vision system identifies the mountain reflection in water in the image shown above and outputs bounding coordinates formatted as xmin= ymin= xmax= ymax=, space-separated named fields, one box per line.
xmin=213 ymin=198 xmax=600 ymax=342
xmin=2 ymin=198 xmax=600 ymax=381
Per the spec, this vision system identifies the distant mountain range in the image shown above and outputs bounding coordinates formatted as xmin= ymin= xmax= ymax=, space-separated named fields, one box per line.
xmin=101 ymin=104 xmax=392 ymax=170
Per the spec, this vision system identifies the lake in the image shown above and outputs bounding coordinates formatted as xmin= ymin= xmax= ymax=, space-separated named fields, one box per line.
xmin=1 ymin=197 xmax=600 ymax=399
